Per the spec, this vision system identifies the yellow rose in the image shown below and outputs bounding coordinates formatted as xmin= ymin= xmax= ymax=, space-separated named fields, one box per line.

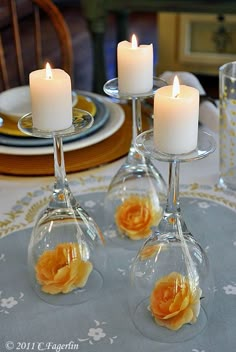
xmin=115 ymin=195 xmax=162 ymax=240
xmin=150 ymin=272 xmax=202 ymax=331
xmin=139 ymin=243 xmax=165 ymax=261
xmin=35 ymin=242 xmax=93 ymax=294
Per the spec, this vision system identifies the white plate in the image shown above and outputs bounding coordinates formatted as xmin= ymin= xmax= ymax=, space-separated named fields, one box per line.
xmin=0 ymin=99 xmax=125 ymax=155
xmin=0 ymin=86 xmax=78 ymax=121
xmin=0 ymin=93 xmax=109 ymax=146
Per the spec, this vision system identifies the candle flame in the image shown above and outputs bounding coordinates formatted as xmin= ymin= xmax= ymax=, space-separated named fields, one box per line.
xmin=172 ymin=76 xmax=180 ymax=98
xmin=131 ymin=34 xmax=138 ymax=48
xmin=46 ymin=62 xmax=52 ymax=79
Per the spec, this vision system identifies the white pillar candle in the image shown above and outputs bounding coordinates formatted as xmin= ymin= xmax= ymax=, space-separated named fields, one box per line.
xmin=117 ymin=34 xmax=153 ymax=94
xmin=154 ymin=76 xmax=199 ymax=154
xmin=29 ymin=63 xmax=72 ymax=131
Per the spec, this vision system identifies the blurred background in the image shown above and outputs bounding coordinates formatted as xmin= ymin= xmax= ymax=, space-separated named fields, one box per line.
xmin=2 ymin=0 xmax=236 ymax=98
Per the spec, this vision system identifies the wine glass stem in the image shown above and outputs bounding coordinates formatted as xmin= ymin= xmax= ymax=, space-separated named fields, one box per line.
xmin=53 ymin=134 xmax=67 ymax=188
xmin=51 ymin=134 xmax=76 ymax=207
xmin=166 ymin=160 xmax=181 ymax=215
xmin=132 ymin=97 xmax=142 ymax=139
xmin=127 ymin=97 xmax=142 ymax=162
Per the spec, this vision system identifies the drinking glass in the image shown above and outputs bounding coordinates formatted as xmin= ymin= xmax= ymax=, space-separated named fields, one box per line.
xmin=128 ymin=129 xmax=216 ymax=343
xmin=219 ymin=61 xmax=236 ymax=190
xmin=103 ymin=77 xmax=167 ymax=250
xmin=18 ymin=109 xmax=106 ymax=306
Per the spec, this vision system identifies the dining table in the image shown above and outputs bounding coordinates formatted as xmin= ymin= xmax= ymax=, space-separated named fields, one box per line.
xmin=0 ymin=94 xmax=236 ymax=352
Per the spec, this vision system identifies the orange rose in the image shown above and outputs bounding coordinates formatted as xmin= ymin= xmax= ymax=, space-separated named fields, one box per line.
xmin=115 ymin=195 xmax=162 ymax=240
xmin=139 ymin=243 xmax=165 ymax=261
xmin=35 ymin=242 xmax=93 ymax=294
xmin=150 ymin=272 xmax=202 ymax=331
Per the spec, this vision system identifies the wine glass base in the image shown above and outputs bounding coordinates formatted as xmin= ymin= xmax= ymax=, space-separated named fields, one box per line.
xmin=136 ymin=129 xmax=216 ymax=162
xmin=103 ymin=77 xmax=167 ymax=100
xmin=131 ymin=298 xmax=208 ymax=343
xmin=18 ymin=108 xmax=93 ymax=138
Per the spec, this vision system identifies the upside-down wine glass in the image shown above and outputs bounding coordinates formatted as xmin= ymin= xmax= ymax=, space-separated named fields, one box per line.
xmin=103 ymin=77 xmax=167 ymax=249
xmin=18 ymin=109 xmax=106 ymax=306
xmin=128 ymin=129 xmax=216 ymax=343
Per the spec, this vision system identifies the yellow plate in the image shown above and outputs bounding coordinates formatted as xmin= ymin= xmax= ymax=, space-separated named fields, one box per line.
xmin=0 ymin=95 xmax=96 ymax=137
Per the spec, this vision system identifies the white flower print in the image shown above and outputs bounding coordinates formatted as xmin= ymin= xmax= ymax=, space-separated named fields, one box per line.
xmin=104 ymin=229 xmax=117 ymax=239
xmin=223 ymin=284 xmax=236 ymax=295
xmin=0 ymin=253 xmax=5 ymax=262
xmin=78 ymin=320 xmax=117 ymax=345
xmin=117 ymin=268 xmax=126 ymax=276
xmin=0 ymin=292 xmax=24 ymax=314
xmin=84 ymin=200 xmax=96 ymax=208
xmin=0 ymin=296 xmax=18 ymax=309
xmin=198 ymin=202 xmax=210 ymax=209
xmin=88 ymin=327 xmax=106 ymax=341
xmin=117 ymin=257 xmax=134 ymax=277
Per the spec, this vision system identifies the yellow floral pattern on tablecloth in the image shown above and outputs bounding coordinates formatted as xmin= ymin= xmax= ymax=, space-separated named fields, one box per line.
xmin=1 ymin=178 xmax=236 ymax=238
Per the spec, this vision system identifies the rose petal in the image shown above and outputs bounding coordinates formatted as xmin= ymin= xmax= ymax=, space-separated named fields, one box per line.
xmin=154 ymin=307 xmax=194 ymax=331
xmin=169 ymin=291 xmax=190 ymax=313
xmin=74 ymin=261 xmax=93 ymax=287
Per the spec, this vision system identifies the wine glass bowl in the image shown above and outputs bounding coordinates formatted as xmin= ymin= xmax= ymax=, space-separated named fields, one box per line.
xmin=129 ymin=232 xmax=214 ymax=343
xmin=104 ymin=160 xmax=166 ymax=249
xmin=28 ymin=202 xmax=106 ymax=306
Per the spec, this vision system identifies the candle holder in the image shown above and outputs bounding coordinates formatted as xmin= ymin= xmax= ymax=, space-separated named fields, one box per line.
xmin=18 ymin=109 xmax=106 ymax=306
xmin=128 ymin=129 xmax=216 ymax=343
xmin=103 ymin=77 xmax=167 ymax=250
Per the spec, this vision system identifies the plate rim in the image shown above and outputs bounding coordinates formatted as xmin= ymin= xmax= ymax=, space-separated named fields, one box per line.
xmin=0 ymin=94 xmax=108 ymax=147
xmin=0 ymin=85 xmax=78 ymax=119
xmin=0 ymin=93 xmax=95 ymax=138
xmin=0 ymin=97 xmax=124 ymax=155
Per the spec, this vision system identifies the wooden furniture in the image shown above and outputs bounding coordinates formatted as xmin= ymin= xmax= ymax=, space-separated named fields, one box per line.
xmin=0 ymin=0 xmax=73 ymax=91
xmin=80 ymin=0 xmax=236 ymax=93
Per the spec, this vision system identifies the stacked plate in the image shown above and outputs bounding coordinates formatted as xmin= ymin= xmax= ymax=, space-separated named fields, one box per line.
xmin=0 ymin=87 xmax=125 ymax=155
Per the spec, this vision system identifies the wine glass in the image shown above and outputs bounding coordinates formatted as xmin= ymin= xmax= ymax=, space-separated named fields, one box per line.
xmin=103 ymin=77 xmax=167 ymax=250
xmin=18 ymin=109 xmax=106 ymax=306
xmin=128 ymin=129 xmax=216 ymax=342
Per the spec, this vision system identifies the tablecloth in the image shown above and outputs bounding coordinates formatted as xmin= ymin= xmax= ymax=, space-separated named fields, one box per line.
xmin=0 ymin=120 xmax=236 ymax=351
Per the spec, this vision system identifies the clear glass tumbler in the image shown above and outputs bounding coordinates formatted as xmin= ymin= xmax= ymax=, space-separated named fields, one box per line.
xmin=219 ymin=61 xmax=236 ymax=190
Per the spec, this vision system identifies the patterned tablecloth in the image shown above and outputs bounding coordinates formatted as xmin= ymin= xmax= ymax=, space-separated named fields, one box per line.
xmin=0 ymin=128 xmax=236 ymax=352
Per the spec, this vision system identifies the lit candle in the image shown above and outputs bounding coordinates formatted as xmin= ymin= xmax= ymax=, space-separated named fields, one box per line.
xmin=117 ymin=34 xmax=153 ymax=94
xmin=29 ymin=63 xmax=72 ymax=131
xmin=154 ymin=76 xmax=199 ymax=154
